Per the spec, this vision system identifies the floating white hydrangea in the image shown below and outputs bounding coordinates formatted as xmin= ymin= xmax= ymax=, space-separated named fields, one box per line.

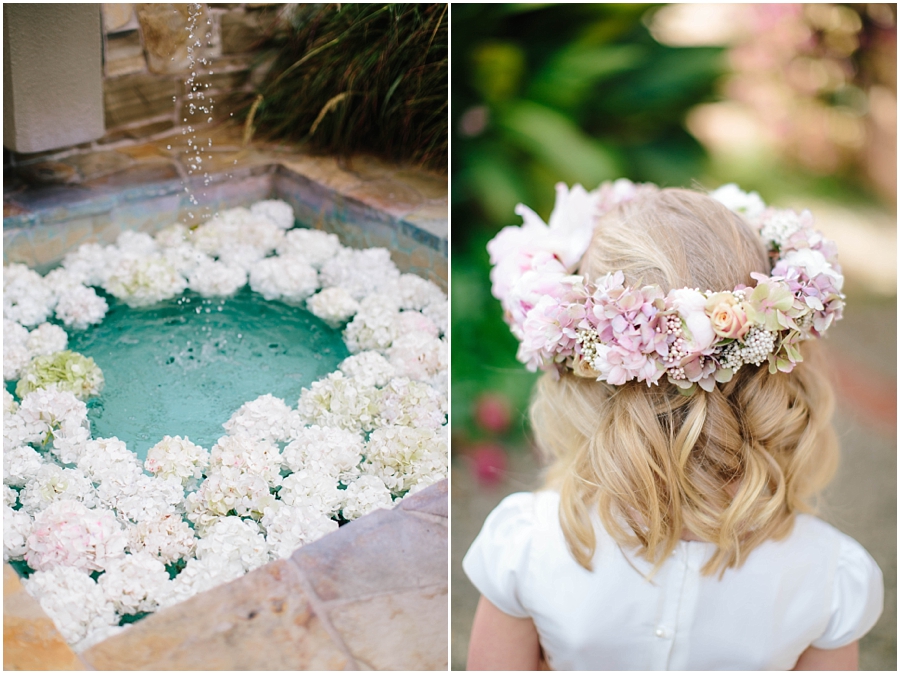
xmin=296 ymin=371 xmax=382 ymax=433
xmin=251 ymin=199 xmax=295 ymax=230
xmin=394 ymin=273 xmax=447 ymax=310
xmin=15 ymin=385 xmax=89 ymax=448
xmin=77 ymin=437 xmax=143 ymax=483
xmin=154 ymin=223 xmax=190 ymax=248
xmin=343 ymin=294 xmax=402 ymax=353
xmin=44 ymin=267 xmax=85 ymax=301
xmin=25 ymin=500 xmax=126 ymax=572
xmin=185 ymin=468 xmax=274 ymax=533
xmin=278 ymin=470 xmax=342 ymax=517
xmin=4 ymin=505 xmax=31 ymax=561
xmin=421 ymin=297 xmax=448 ymax=336
xmin=338 ymin=351 xmax=397 ymax=387
xmin=223 ymin=394 xmax=296 ymax=443
xmin=209 ymin=434 xmax=284 ymax=486
xmin=3 ymin=445 xmax=44 ymax=488
xmin=378 ymin=377 xmax=446 ymax=430
xmin=115 ymin=230 xmax=160 ymax=257
xmin=98 ymin=551 xmax=173 ymax=615
xmin=163 ymin=554 xmax=245 ymax=608
xmin=144 ymin=435 xmax=209 ymax=486
xmin=277 ymin=229 xmax=341 ymax=268
xmin=97 ymin=474 xmax=184 ymax=526
xmin=387 ymin=331 xmax=447 ymax=380
xmin=341 ymin=475 xmax=394 ymax=520
xmin=26 ymin=323 xmax=69 ymax=357
xmin=25 ymin=565 xmax=118 ymax=646
xmin=103 ymin=255 xmax=187 ymax=307
xmin=3 ymin=387 xmax=18 ymax=416
xmin=306 ymin=287 xmax=360 ymax=328
xmin=4 ymin=264 xmax=55 ymax=327
xmin=393 ymin=310 xmax=440 ymax=338
xmin=4 ymin=484 xmax=18 ymax=507
xmin=262 ymin=502 xmax=338 ymax=559
xmin=191 ymin=207 xmax=284 ymax=260
xmin=282 ymin=426 xmax=363 ymax=478
xmin=249 ymin=255 xmax=318 ymax=303
xmin=4 ymin=342 xmax=31 ymax=382
xmin=195 ymin=516 xmax=270 ymax=572
xmin=187 ymin=257 xmax=247 ymax=297
xmin=61 ymin=243 xmax=115 ymax=287
xmin=319 ymin=247 xmax=401 ymax=300
xmin=16 ymin=350 xmax=104 ymax=401
xmin=363 ymin=425 xmax=448 ymax=495
xmin=19 ymin=464 xmax=98 ymax=513
xmin=127 ymin=513 xmax=197 ymax=565
xmin=54 ymin=286 xmax=109 ymax=330
xmin=163 ymin=243 xmax=208 ymax=276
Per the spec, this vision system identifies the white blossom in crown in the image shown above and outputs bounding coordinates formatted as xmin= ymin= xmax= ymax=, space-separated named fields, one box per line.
xmin=249 ymin=255 xmax=318 ymax=303
xmin=188 ymin=256 xmax=247 ymax=297
xmin=24 ymin=565 xmax=118 ymax=646
xmin=25 ymin=500 xmax=126 ymax=572
xmin=340 ymin=474 xmax=394 ymax=520
xmin=126 ymin=512 xmax=197 ymax=565
xmin=54 ymin=286 xmax=109 ymax=330
xmin=710 ymin=183 xmax=766 ymax=221
xmin=98 ymin=551 xmax=173 ymax=615
xmin=251 ymin=199 xmax=295 ymax=230
xmin=296 ymin=371 xmax=382 ymax=433
xmin=277 ymin=228 xmax=341 ymax=268
xmin=262 ymin=501 xmax=338 ymax=559
xmin=144 ymin=435 xmax=209 ymax=486
xmin=306 ymin=286 xmax=360 ymax=328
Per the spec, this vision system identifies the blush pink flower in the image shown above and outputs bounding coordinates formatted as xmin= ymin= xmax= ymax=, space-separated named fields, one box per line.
xmin=705 ymin=292 xmax=751 ymax=340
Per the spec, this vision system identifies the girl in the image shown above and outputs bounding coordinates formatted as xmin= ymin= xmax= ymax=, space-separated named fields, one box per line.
xmin=463 ymin=183 xmax=883 ymax=670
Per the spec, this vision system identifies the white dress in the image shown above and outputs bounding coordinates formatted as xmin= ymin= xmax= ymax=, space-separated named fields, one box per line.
xmin=463 ymin=491 xmax=883 ymax=671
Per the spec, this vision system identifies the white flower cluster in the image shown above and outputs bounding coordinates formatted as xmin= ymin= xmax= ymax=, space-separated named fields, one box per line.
xmin=4 ymin=197 xmax=448 ymax=652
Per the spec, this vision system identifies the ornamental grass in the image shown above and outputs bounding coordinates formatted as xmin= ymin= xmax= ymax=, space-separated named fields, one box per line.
xmin=247 ymin=3 xmax=448 ymax=171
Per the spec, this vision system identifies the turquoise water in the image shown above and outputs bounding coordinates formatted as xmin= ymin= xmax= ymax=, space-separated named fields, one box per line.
xmin=66 ymin=288 xmax=348 ymax=460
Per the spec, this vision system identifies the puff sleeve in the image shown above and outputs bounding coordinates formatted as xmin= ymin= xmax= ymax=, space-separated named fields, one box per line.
xmin=811 ymin=533 xmax=884 ymax=649
xmin=462 ymin=492 xmax=537 ymax=619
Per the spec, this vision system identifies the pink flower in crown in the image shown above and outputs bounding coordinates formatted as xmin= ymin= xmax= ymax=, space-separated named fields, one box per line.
xmin=705 ymin=292 xmax=751 ymax=340
xmin=518 ymin=277 xmax=588 ymax=371
xmin=594 ymin=179 xmax=658 ymax=216
xmin=504 ymin=252 xmax=570 ymax=339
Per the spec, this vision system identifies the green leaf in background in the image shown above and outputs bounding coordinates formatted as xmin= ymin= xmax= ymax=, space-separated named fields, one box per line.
xmin=462 ymin=144 xmax=530 ymax=224
xmin=499 ymin=100 xmax=621 ymax=186
xmin=471 ymin=41 xmax=526 ymax=104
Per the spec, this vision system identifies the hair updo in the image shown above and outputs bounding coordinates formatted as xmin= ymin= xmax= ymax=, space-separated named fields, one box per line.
xmin=531 ymin=188 xmax=838 ymax=576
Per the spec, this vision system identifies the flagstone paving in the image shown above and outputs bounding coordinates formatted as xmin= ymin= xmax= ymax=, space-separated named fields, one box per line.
xmin=5 ymin=479 xmax=448 ymax=671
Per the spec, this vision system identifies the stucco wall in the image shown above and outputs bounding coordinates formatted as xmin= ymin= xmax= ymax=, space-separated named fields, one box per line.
xmin=3 ymin=4 xmax=105 ymax=153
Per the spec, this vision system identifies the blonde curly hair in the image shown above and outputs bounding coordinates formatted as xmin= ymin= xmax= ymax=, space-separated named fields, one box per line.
xmin=531 ymin=188 xmax=839 ymax=576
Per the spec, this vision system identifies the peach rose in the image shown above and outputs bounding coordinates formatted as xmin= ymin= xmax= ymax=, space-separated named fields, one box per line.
xmin=705 ymin=292 xmax=751 ymax=340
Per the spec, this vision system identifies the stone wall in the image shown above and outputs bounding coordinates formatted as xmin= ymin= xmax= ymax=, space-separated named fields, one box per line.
xmin=6 ymin=3 xmax=288 ymax=160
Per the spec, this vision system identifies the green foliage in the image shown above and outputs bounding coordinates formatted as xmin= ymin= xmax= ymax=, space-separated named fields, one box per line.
xmin=249 ymin=3 xmax=447 ymax=170
xmin=451 ymin=4 xmax=725 ymax=441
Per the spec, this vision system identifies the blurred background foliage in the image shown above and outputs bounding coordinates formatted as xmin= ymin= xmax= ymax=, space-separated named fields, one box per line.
xmin=246 ymin=3 xmax=447 ymax=170
xmin=451 ymin=2 xmax=896 ymax=461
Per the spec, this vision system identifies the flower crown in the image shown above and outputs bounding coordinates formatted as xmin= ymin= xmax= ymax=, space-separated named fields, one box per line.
xmin=487 ymin=181 xmax=844 ymax=392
